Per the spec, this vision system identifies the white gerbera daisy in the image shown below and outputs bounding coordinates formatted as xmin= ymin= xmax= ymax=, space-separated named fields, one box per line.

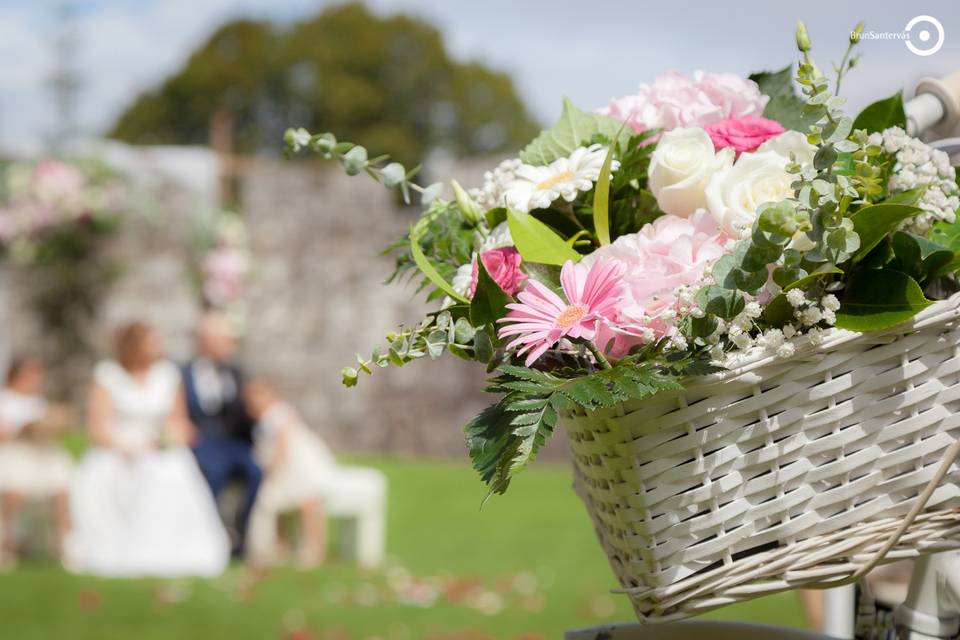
xmin=503 ymin=144 xmax=618 ymax=213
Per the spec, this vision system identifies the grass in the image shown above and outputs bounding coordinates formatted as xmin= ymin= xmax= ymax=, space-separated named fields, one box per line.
xmin=0 ymin=457 xmax=807 ymax=639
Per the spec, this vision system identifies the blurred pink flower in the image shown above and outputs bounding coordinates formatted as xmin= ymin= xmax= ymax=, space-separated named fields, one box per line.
xmin=598 ymin=71 xmax=768 ymax=136
xmin=705 ymin=116 xmax=785 ymax=154
xmin=498 ymin=259 xmax=624 ymax=366
xmin=202 ymin=245 xmax=250 ymax=305
xmin=581 ymin=210 xmax=729 ymax=358
xmin=32 ymin=159 xmax=86 ymax=208
xmin=469 ymin=247 xmax=527 ymax=297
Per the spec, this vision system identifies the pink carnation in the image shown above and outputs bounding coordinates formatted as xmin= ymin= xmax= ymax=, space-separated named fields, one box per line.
xmin=580 ymin=210 xmax=730 ymax=358
xmin=469 ymin=247 xmax=527 ymax=297
xmin=705 ymin=116 xmax=785 ymax=154
xmin=598 ymin=71 xmax=769 ymax=136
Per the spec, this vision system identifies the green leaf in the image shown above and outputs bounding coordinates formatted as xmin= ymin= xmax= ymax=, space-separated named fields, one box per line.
xmin=834 ymin=269 xmax=932 ymax=332
xmin=506 ymin=208 xmax=581 ymax=266
xmin=520 ymin=97 xmax=630 ymax=165
xmin=852 ymin=91 xmax=906 ymax=133
xmin=697 ymin=285 xmax=745 ymax=320
xmin=750 ymin=65 xmax=796 ymax=100
xmin=762 ymin=266 xmax=843 ymax=325
xmin=470 ymin=257 xmax=512 ymax=327
xmin=750 ymin=65 xmax=816 ymax=131
xmin=472 ymin=327 xmax=495 ymax=364
xmin=931 ymin=218 xmax=960 ymax=252
xmin=592 ymin=137 xmax=620 ymax=246
xmin=408 ymin=226 xmax=469 ymax=303
xmin=850 ymin=203 xmax=923 ymax=262
xmin=890 ymin=231 xmax=954 ymax=281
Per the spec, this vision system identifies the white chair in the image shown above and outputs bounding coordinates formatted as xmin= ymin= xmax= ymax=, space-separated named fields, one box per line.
xmin=324 ymin=466 xmax=387 ymax=569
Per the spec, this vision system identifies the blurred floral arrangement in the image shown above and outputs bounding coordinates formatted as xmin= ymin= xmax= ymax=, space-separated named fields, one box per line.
xmin=191 ymin=210 xmax=252 ymax=328
xmin=286 ymin=23 xmax=960 ymax=494
xmin=0 ymin=158 xmax=125 ymax=261
xmin=0 ymin=157 xmax=128 ymax=360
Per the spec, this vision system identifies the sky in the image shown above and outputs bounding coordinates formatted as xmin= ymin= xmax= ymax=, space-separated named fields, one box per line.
xmin=1 ymin=0 xmax=959 ymax=154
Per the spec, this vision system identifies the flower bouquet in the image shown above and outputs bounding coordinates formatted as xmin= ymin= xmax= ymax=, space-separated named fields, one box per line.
xmin=286 ymin=22 xmax=960 ymax=621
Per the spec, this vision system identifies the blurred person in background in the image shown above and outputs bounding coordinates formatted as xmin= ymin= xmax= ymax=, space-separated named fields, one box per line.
xmin=182 ymin=311 xmax=260 ymax=556
xmin=66 ymin=321 xmax=229 ymax=577
xmin=244 ymin=379 xmax=331 ymax=569
xmin=0 ymin=357 xmax=73 ymax=568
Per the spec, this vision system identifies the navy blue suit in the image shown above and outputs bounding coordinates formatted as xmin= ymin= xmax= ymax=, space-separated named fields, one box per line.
xmin=182 ymin=360 xmax=261 ymax=554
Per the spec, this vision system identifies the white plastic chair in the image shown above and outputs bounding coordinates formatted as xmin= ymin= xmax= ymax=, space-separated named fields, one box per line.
xmin=324 ymin=466 xmax=387 ymax=569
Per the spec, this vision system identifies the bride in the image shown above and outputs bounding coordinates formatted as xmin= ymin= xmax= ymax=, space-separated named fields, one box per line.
xmin=67 ymin=321 xmax=229 ymax=577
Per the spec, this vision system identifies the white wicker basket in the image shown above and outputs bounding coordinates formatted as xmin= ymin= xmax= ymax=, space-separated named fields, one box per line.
xmin=563 ymin=293 xmax=960 ymax=622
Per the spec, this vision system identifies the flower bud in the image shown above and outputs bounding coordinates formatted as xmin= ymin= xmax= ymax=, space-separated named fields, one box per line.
xmin=451 ymin=179 xmax=482 ymax=226
xmin=795 ymin=21 xmax=811 ymax=52
xmin=850 ymin=21 xmax=864 ymax=45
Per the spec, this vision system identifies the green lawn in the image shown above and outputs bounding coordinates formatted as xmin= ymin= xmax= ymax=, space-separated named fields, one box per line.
xmin=0 ymin=457 xmax=807 ymax=639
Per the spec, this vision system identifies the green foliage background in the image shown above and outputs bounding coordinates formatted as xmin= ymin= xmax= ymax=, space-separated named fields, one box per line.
xmin=109 ymin=3 xmax=539 ymax=167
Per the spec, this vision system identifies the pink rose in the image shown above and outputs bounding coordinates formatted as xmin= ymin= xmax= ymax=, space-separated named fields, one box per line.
xmin=470 ymin=247 xmax=527 ymax=297
xmin=580 ymin=210 xmax=730 ymax=358
xmin=705 ymin=116 xmax=785 ymax=154
xmin=598 ymin=71 xmax=769 ymax=137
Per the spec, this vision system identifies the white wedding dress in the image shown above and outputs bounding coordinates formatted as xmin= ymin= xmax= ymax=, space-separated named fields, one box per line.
xmin=66 ymin=360 xmax=230 ymax=577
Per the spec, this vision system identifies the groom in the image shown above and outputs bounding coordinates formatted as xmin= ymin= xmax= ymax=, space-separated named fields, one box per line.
xmin=183 ymin=311 xmax=261 ymax=556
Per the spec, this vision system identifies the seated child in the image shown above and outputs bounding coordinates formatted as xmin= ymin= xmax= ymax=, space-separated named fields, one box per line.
xmin=0 ymin=357 xmax=74 ymax=567
xmin=244 ymin=379 xmax=335 ymax=569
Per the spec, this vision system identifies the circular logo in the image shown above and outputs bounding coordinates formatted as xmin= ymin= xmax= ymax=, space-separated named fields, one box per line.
xmin=905 ymin=15 xmax=945 ymax=56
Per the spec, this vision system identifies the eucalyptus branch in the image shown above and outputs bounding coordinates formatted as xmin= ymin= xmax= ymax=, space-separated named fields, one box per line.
xmin=284 ymin=127 xmax=441 ymax=205
xmin=833 ymin=22 xmax=864 ymax=96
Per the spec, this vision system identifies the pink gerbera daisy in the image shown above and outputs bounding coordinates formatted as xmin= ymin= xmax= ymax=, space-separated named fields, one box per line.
xmin=497 ymin=259 xmax=624 ymax=366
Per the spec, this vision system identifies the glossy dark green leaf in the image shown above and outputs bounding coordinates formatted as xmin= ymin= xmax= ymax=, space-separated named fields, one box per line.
xmin=834 ymin=269 xmax=932 ymax=332
xmin=761 ymin=266 xmax=843 ymax=325
xmin=852 ymin=91 xmax=906 ymax=133
xmin=849 ymin=203 xmax=922 ymax=262
xmin=470 ymin=257 xmax=512 ymax=327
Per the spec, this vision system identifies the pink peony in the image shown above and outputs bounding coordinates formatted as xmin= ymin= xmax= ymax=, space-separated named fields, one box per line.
xmin=705 ymin=116 xmax=785 ymax=154
xmin=469 ymin=247 xmax=528 ymax=297
xmin=598 ymin=71 xmax=769 ymax=136
xmin=498 ymin=260 xmax=624 ymax=366
xmin=580 ymin=210 xmax=730 ymax=358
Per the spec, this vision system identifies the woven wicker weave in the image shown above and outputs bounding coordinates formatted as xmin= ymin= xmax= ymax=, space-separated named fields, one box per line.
xmin=563 ymin=293 xmax=960 ymax=622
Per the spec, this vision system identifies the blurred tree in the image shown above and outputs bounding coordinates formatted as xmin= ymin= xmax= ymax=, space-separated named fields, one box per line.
xmin=109 ymin=3 xmax=539 ymax=166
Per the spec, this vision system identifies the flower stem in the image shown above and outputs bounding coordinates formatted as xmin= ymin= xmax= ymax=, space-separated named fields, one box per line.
xmin=584 ymin=340 xmax=612 ymax=370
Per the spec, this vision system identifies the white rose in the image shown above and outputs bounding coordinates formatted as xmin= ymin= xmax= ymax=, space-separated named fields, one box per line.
xmin=757 ymin=130 xmax=816 ymax=167
xmin=706 ymin=151 xmax=795 ymax=238
xmin=649 ymin=127 xmax=733 ymax=217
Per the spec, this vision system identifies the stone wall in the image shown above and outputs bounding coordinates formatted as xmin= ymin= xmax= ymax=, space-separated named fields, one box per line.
xmin=1 ymin=144 xmax=568 ymax=460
